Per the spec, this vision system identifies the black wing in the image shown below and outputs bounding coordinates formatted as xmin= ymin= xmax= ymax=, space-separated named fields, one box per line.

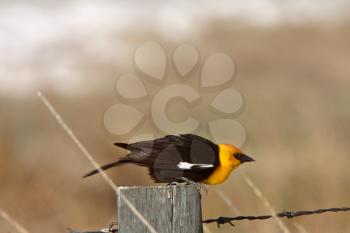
xmin=114 ymin=134 xmax=219 ymax=165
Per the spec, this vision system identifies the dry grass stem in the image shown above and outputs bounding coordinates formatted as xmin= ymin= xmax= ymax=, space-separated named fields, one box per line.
xmin=244 ymin=175 xmax=291 ymax=233
xmin=37 ymin=92 xmax=157 ymax=233
xmin=0 ymin=209 xmax=30 ymax=233
xmin=203 ymin=224 xmax=214 ymax=233
xmin=215 ymin=189 xmax=241 ymax=215
xmin=293 ymin=222 xmax=310 ymax=233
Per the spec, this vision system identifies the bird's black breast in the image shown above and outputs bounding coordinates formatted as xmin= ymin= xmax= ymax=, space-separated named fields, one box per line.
xmin=120 ymin=134 xmax=220 ymax=182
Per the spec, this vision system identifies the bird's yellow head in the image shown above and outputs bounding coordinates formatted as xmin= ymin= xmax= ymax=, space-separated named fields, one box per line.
xmin=218 ymin=144 xmax=255 ymax=168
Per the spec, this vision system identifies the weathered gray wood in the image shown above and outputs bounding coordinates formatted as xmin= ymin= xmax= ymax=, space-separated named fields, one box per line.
xmin=117 ymin=184 xmax=203 ymax=233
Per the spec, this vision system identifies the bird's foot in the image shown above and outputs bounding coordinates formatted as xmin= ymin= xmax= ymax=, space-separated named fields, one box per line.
xmin=177 ymin=177 xmax=208 ymax=194
xmin=108 ymin=222 xmax=118 ymax=232
xmin=166 ymin=181 xmax=182 ymax=186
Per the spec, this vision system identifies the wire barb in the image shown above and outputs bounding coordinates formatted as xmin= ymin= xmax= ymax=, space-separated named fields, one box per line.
xmin=202 ymin=207 xmax=350 ymax=227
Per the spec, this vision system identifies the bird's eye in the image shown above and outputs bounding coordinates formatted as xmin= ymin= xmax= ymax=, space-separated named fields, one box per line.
xmin=233 ymin=153 xmax=242 ymax=160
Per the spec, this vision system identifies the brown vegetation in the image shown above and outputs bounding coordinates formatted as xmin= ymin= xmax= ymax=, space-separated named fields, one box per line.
xmin=1 ymin=21 xmax=350 ymax=233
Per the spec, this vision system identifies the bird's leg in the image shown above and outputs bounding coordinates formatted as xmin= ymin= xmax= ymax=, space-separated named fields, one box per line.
xmin=177 ymin=177 xmax=208 ymax=194
xmin=166 ymin=177 xmax=208 ymax=194
xmin=166 ymin=181 xmax=182 ymax=186
xmin=108 ymin=222 xmax=118 ymax=232
xmin=166 ymin=177 xmax=191 ymax=186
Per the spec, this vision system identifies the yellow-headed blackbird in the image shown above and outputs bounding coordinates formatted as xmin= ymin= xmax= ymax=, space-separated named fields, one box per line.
xmin=83 ymin=134 xmax=254 ymax=185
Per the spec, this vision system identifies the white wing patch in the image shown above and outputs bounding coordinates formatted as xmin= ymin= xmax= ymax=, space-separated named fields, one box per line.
xmin=177 ymin=162 xmax=214 ymax=170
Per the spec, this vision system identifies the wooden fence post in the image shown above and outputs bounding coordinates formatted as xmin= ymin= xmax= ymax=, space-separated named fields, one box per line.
xmin=117 ymin=184 xmax=203 ymax=233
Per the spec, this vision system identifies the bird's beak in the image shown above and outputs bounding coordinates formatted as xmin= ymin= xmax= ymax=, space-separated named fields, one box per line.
xmin=240 ymin=154 xmax=255 ymax=163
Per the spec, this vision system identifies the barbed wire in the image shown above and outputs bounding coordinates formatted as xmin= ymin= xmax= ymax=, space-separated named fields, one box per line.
xmin=37 ymin=93 xmax=350 ymax=232
xmin=202 ymin=207 xmax=350 ymax=228
xmin=68 ymin=207 xmax=350 ymax=232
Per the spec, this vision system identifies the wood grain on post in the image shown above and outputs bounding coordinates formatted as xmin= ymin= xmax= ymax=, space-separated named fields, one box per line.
xmin=117 ymin=184 xmax=203 ymax=233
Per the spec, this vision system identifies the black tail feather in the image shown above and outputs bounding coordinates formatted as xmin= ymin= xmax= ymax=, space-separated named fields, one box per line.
xmin=82 ymin=159 xmax=129 ymax=178
xmin=114 ymin=142 xmax=129 ymax=149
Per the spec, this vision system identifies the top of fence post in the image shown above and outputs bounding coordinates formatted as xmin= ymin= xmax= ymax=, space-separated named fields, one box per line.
xmin=117 ymin=184 xmax=203 ymax=233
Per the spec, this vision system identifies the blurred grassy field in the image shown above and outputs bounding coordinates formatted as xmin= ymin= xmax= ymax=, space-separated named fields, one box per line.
xmin=1 ymin=21 xmax=350 ymax=233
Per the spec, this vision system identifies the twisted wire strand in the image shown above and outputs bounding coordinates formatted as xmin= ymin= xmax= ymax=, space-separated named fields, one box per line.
xmin=202 ymin=207 xmax=350 ymax=227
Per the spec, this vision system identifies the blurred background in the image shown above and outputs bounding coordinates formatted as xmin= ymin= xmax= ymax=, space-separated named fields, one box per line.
xmin=1 ymin=1 xmax=350 ymax=233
